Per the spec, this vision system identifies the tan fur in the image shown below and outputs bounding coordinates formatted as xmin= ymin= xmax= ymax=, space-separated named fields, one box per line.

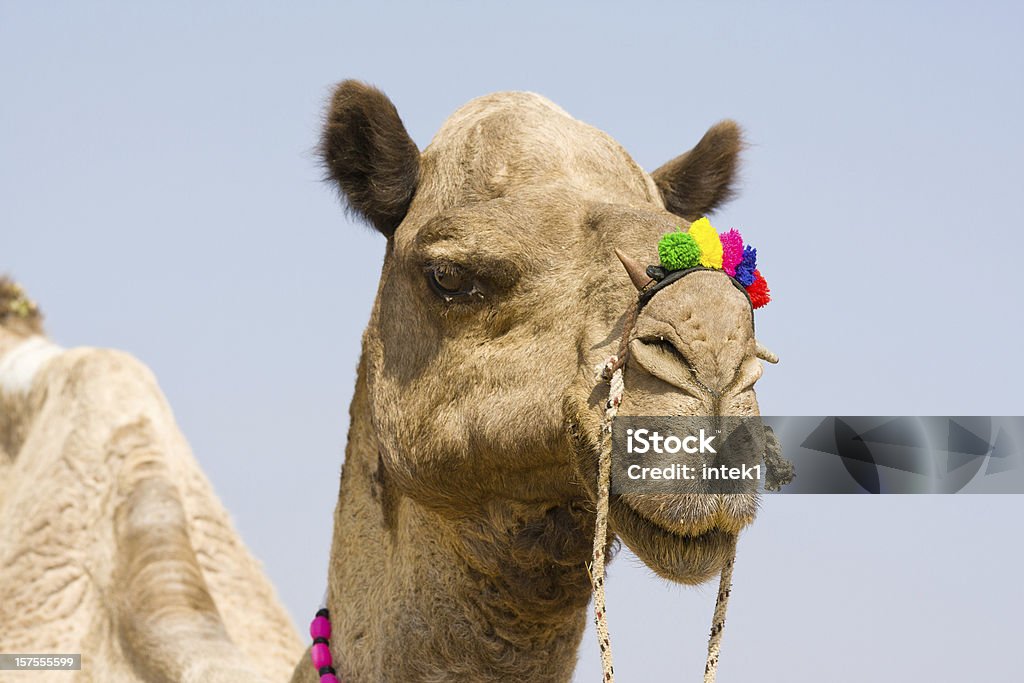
xmin=299 ymin=86 xmax=766 ymax=681
xmin=0 ymin=318 xmax=303 ymax=682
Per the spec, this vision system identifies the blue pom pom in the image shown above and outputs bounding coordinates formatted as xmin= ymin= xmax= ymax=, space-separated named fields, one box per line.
xmin=735 ymin=246 xmax=757 ymax=287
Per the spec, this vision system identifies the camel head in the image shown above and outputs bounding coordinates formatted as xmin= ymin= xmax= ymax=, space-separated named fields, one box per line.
xmin=320 ymin=81 xmax=772 ymax=587
xmin=0 ymin=278 xmax=51 ymax=460
xmin=0 ymin=278 xmax=44 ymax=351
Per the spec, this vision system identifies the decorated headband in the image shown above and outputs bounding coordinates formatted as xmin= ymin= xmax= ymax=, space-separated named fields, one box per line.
xmin=633 ymin=217 xmax=770 ymax=310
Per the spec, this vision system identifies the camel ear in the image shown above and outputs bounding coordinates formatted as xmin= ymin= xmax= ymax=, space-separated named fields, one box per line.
xmin=320 ymin=80 xmax=420 ymax=237
xmin=651 ymin=120 xmax=743 ymax=220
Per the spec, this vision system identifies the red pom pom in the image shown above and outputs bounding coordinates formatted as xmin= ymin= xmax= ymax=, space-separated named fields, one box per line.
xmin=746 ymin=269 xmax=771 ymax=309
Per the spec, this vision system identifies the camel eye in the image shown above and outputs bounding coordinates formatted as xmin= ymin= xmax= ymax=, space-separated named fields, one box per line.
xmin=427 ymin=264 xmax=477 ymax=299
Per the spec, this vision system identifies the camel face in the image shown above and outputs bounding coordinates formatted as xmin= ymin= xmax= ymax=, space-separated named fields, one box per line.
xmin=321 ymin=82 xmax=760 ymax=586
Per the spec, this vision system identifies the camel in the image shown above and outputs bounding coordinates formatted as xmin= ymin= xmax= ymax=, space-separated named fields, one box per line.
xmin=0 ymin=279 xmax=304 ymax=682
xmin=289 ymin=82 xmax=770 ymax=682
xmin=1 ymin=82 xmax=773 ymax=682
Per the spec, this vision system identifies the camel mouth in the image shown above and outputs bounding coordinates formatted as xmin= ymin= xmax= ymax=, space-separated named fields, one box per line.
xmin=609 ymin=496 xmax=738 ymax=585
xmin=563 ymin=400 xmax=752 ymax=584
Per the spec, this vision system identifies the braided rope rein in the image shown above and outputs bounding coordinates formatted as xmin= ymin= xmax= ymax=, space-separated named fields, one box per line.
xmin=589 ymin=361 xmax=623 ymax=681
xmin=590 ymin=350 xmax=738 ymax=683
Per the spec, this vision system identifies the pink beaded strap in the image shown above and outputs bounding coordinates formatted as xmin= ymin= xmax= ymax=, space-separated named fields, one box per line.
xmin=309 ymin=608 xmax=340 ymax=683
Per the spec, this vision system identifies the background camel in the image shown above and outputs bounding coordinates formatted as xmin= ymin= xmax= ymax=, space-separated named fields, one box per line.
xmin=0 ymin=279 xmax=303 ymax=682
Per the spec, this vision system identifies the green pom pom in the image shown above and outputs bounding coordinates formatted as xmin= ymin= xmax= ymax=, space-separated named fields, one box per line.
xmin=658 ymin=230 xmax=701 ymax=271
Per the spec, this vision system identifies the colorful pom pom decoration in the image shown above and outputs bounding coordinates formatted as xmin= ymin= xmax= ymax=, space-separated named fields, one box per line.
xmin=657 ymin=230 xmax=702 ymax=271
xmin=687 ymin=217 xmax=724 ymax=270
xmin=719 ymin=229 xmax=744 ymax=277
xmin=655 ymin=218 xmax=771 ymax=309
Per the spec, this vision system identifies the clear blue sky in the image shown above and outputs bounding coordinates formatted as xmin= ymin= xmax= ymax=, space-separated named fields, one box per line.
xmin=2 ymin=2 xmax=1022 ymax=680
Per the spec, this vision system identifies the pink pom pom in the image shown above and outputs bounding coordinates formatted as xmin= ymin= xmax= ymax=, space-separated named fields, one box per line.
xmin=320 ymin=675 xmax=339 ymax=683
xmin=720 ymin=229 xmax=744 ymax=277
xmin=310 ymin=615 xmax=331 ymax=640
xmin=311 ymin=642 xmax=333 ymax=669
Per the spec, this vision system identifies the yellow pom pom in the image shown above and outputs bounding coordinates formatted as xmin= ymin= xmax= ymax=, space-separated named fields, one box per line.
xmin=688 ymin=217 xmax=723 ymax=269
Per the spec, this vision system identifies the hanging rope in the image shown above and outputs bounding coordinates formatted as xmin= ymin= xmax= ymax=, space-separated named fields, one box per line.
xmin=703 ymin=534 xmax=738 ymax=683
xmin=589 ymin=360 xmax=624 ymax=681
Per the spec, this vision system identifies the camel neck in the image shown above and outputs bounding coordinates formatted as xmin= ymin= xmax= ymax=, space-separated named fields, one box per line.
xmin=320 ymin=358 xmax=592 ymax=682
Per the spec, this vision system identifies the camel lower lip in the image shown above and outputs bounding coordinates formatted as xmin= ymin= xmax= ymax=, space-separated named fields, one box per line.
xmin=609 ymin=497 xmax=735 ymax=584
